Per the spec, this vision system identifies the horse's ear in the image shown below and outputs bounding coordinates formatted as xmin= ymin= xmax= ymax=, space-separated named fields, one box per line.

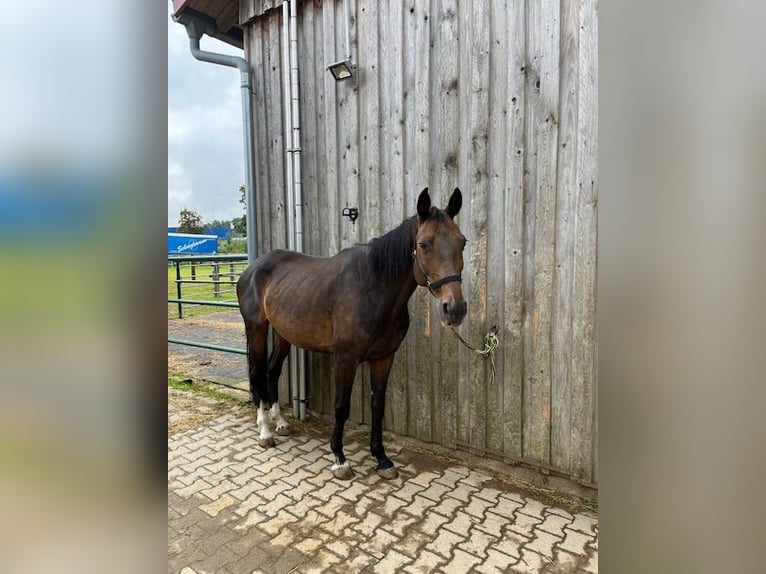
xmin=446 ymin=187 xmax=462 ymax=218
xmin=417 ymin=188 xmax=431 ymax=220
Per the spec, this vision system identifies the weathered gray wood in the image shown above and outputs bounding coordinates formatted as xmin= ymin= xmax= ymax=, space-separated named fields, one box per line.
xmin=570 ymin=0 xmax=598 ymax=483
xmin=550 ymin=0 xmax=579 ymax=472
xmin=499 ymin=0 xmax=526 ymax=461
xmin=240 ymin=0 xmax=284 ymax=25
xmin=433 ymin=0 xmax=460 ymax=448
xmin=380 ymin=0 xmax=409 ymax=438
xmin=240 ymin=0 xmax=598 ymax=485
xmin=484 ymin=0 xmax=508 ymax=454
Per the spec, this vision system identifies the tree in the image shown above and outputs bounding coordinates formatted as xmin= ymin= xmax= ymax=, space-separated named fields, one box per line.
xmin=232 ymin=184 xmax=247 ymax=236
xmin=177 ymin=208 xmax=204 ymax=234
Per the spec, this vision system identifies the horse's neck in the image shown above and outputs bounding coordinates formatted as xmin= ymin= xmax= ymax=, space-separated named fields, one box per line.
xmin=377 ymin=266 xmax=419 ymax=317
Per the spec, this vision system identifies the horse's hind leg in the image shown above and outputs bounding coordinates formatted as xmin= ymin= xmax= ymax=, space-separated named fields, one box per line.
xmin=267 ymin=331 xmax=292 ymax=436
xmin=244 ymin=319 xmax=275 ymax=448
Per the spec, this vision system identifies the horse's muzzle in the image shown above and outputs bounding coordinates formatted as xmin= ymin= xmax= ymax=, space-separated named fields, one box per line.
xmin=441 ymin=297 xmax=467 ymax=327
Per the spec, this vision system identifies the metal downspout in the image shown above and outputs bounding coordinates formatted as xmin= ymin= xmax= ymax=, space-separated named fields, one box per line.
xmin=178 ymin=19 xmax=259 ymax=264
xmin=282 ymin=2 xmax=300 ymax=419
xmin=289 ymin=0 xmax=307 ymax=420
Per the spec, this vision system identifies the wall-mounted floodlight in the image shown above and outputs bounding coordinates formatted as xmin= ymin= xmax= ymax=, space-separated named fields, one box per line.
xmin=327 ymin=59 xmax=354 ymax=81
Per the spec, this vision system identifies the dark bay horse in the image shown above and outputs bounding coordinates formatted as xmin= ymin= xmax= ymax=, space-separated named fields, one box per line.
xmin=236 ymin=187 xmax=466 ymax=479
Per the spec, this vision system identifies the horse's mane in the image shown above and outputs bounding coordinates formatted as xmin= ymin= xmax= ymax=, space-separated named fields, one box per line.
xmin=368 ymin=208 xmax=446 ymax=282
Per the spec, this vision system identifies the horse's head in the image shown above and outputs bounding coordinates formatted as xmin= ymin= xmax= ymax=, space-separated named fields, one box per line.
xmin=413 ymin=187 xmax=468 ymax=327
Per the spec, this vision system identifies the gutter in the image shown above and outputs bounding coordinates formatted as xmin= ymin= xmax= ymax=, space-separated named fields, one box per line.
xmin=172 ymin=14 xmax=258 ymax=264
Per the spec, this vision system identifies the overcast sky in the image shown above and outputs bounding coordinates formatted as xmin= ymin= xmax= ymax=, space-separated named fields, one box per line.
xmin=167 ymin=8 xmax=245 ymax=227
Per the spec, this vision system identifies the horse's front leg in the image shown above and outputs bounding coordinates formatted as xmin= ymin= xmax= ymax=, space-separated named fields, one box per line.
xmin=330 ymin=354 xmax=358 ymax=480
xmin=370 ymin=354 xmax=398 ymax=479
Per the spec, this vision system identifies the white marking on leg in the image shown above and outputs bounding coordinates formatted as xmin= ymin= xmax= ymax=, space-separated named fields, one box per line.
xmin=330 ymin=461 xmax=351 ymax=472
xmin=258 ymin=402 xmax=273 ymax=442
xmin=270 ymin=402 xmax=290 ymax=433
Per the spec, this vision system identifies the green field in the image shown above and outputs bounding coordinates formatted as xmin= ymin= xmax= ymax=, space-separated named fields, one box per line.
xmin=167 ymin=259 xmax=248 ymax=319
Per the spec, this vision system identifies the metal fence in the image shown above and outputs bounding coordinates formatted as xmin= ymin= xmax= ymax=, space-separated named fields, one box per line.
xmin=167 ymin=254 xmax=248 ymax=355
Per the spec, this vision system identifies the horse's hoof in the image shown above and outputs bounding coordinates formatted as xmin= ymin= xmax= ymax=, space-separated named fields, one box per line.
xmin=331 ymin=462 xmax=353 ymax=480
xmin=275 ymin=425 xmax=291 ymax=436
xmin=258 ymin=436 xmax=276 ymax=448
xmin=376 ymin=466 xmax=399 ymax=480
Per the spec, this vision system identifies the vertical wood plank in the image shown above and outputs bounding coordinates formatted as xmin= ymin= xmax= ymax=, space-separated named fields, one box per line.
xmin=380 ymin=0 xmax=409 ymax=437
xmin=502 ymin=0 xmax=527 ymax=459
xmin=433 ymin=0 xmax=460 ymax=448
xmin=408 ymin=0 xmax=433 ymax=443
xmin=484 ymin=0 xmax=508 ymax=453
xmin=466 ymin=0 xmax=490 ymax=450
xmin=550 ymin=0 xmax=579 ymax=471
xmin=570 ymin=0 xmax=598 ymax=483
xmin=454 ymin=0 xmax=471 ymax=447
xmin=357 ymin=0 xmax=381 ymax=426
xmin=267 ymin=12 xmax=287 ymax=253
xmin=249 ymin=22 xmax=272 ymax=253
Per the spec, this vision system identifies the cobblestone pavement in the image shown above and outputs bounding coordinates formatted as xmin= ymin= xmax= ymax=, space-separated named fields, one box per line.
xmin=168 ymin=389 xmax=598 ymax=574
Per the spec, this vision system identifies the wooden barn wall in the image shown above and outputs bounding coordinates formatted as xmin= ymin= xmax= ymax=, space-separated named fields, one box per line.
xmin=241 ymin=0 xmax=598 ymax=485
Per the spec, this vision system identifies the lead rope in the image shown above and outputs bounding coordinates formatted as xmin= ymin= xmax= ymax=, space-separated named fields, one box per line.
xmin=449 ymin=326 xmax=500 ymax=385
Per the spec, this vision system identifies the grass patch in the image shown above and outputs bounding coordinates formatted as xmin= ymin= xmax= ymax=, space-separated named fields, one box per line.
xmin=167 ymin=259 xmax=248 ymax=319
xmin=168 ymin=372 xmax=251 ymax=407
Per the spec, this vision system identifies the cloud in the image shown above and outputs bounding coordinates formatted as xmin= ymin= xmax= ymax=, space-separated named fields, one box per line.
xmin=167 ymin=13 xmax=245 ymax=226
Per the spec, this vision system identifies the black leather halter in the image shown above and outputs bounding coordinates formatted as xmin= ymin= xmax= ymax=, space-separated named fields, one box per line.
xmin=412 ymin=250 xmax=462 ymax=295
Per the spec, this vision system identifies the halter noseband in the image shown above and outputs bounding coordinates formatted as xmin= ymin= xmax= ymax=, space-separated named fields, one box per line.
xmin=412 ymin=250 xmax=462 ymax=295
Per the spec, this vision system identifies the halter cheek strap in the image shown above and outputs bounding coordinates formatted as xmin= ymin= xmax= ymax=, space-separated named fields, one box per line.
xmin=412 ymin=250 xmax=462 ymax=295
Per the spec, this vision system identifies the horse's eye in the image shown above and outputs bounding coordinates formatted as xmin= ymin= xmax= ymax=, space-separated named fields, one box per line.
xmin=419 ymin=241 xmax=430 ymax=251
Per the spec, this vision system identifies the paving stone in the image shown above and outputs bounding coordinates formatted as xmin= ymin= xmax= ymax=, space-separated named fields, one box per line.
xmin=380 ymin=513 xmax=418 ymax=537
xmin=402 ymin=494 xmax=439 ymax=517
xmin=418 ymin=510 xmax=451 ymax=537
xmin=409 ymin=471 xmax=442 ymax=488
xmin=476 ymin=548 xmax=519 ymax=574
xmin=434 ymin=469 xmax=468 ymax=489
xmin=199 ymin=494 xmax=237 ymax=517
xmin=403 ymin=549 xmax=446 ymax=574
xmin=175 ymin=478 xmax=213 ymax=499
xmin=362 ymin=528 xmax=399 ymax=558
xmin=200 ymin=478 xmax=237 ymax=500
xmin=439 ymin=548 xmax=482 ymax=573
xmin=392 ymin=481 xmax=427 ymax=502
xmin=257 ymin=493 xmax=295 ymax=517
xmin=526 ymin=529 xmax=562 ymax=559
xmin=492 ymin=530 xmax=527 ymax=561
xmin=517 ymin=498 xmax=547 ymax=520
xmin=397 ymin=528 xmax=432 ymax=559
xmin=351 ymin=511 xmax=385 ymax=538
xmin=507 ymin=511 xmax=543 ymax=537
xmin=465 ymin=494 xmax=494 ymax=519
xmin=474 ymin=487 xmax=503 ymax=503
xmin=446 ymin=482 xmax=479 ymax=503
xmin=457 ymin=528 xmax=498 ymax=560
xmin=257 ymin=510 xmax=300 ymax=536
xmin=544 ymin=506 xmax=574 ymax=520
xmin=431 ymin=496 xmax=464 ymax=518
xmin=425 ymin=529 xmax=468 ymax=559
xmin=443 ymin=509 xmax=478 ymax=536
xmin=460 ymin=470 xmax=493 ymax=488
xmin=373 ymin=549 xmax=413 ymax=573
xmin=536 ymin=513 xmax=572 ymax=538
xmin=582 ymin=552 xmax=598 ymax=573
xmin=319 ymin=509 xmax=360 ymax=535
xmin=557 ymin=527 xmax=592 ymax=556
xmin=475 ymin=508 xmax=512 ymax=538
xmin=568 ymin=513 xmax=598 ymax=536
xmin=509 ymin=549 xmax=550 ymax=574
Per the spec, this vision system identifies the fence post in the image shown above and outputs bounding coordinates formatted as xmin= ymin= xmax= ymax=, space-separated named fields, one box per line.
xmin=175 ymin=260 xmax=183 ymax=319
xmin=191 ymin=261 xmax=196 ymax=281
xmin=212 ymin=262 xmax=220 ymax=298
